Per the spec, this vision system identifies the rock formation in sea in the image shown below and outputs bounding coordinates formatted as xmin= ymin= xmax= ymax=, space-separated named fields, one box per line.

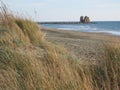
xmin=80 ymin=16 xmax=84 ymax=23
xmin=84 ymin=16 xmax=90 ymax=23
xmin=80 ymin=16 xmax=90 ymax=23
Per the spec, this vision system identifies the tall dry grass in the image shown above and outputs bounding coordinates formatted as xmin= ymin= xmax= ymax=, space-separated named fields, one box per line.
xmin=0 ymin=1 xmax=120 ymax=90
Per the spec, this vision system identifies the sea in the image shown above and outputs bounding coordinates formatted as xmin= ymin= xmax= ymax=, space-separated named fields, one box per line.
xmin=41 ymin=21 xmax=120 ymax=36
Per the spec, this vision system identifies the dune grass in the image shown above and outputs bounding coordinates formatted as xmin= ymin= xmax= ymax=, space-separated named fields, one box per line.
xmin=0 ymin=2 xmax=120 ymax=90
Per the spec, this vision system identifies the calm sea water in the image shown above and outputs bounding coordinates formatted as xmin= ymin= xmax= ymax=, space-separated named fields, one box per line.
xmin=41 ymin=21 xmax=120 ymax=36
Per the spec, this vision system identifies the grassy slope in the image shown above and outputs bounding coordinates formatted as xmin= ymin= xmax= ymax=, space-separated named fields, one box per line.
xmin=0 ymin=4 xmax=120 ymax=90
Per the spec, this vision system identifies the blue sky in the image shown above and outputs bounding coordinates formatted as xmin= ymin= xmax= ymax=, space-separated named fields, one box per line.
xmin=4 ymin=0 xmax=120 ymax=21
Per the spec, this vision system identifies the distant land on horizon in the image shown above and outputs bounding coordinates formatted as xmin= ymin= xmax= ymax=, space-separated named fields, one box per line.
xmin=38 ymin=20 xmax=120 ymax=24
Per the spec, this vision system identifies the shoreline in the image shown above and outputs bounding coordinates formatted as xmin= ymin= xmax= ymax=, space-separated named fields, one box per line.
xmin=42 ymin=27 xmax=120 ymax=39
xmin=44 ymin=27 xmax=120 ymax=37
xmin=41 ymin=27 xmax=120 ymax=61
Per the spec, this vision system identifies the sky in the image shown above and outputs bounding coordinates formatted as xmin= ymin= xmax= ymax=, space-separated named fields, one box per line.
xmin=3 ymin=0 xmax=120 ymax=21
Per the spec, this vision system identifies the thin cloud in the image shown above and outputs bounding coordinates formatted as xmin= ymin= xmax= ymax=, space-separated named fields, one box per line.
xmin=95 ymin=3 xmax=120 ymax=8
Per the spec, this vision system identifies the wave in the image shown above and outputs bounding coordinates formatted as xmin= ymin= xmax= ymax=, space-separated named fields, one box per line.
xmin=58 ymin=25 xmax=98 ymax=31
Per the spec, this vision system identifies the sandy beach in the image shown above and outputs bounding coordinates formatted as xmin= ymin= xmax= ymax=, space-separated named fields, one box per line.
xmin=42 ymin=28 xmax=120 ymax=62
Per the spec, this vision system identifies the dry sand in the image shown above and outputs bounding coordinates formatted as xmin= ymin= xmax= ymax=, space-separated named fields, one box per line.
xmin=41 ymin=28 xmax=120 ymax=62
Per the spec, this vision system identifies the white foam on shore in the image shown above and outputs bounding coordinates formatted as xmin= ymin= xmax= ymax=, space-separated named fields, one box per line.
xmin=58 ymin=27 xmax=120 ymax=36
xmin=96 ymin=30 xmax=120 ymax=36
